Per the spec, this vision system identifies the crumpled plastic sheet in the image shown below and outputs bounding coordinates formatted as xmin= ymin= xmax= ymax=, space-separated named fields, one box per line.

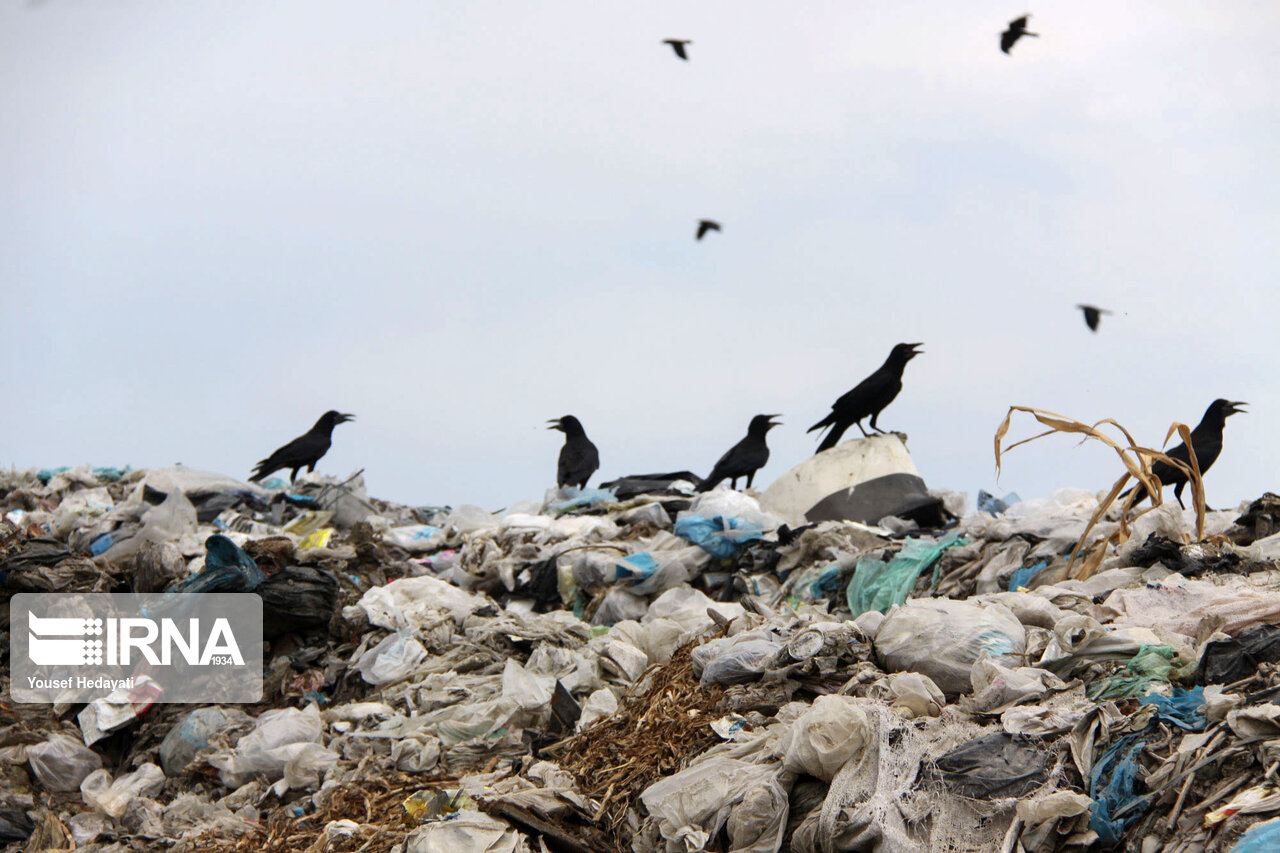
xmin=874 ymin=598 xmax=1026 ymax=694
xmin=402 ymin=810 xmax=528 ymax=853
xmin=673 ymin=515 xmax=763 ymax=559
xmin=931 ymin=731 xmax=1049 ymax=799
xmin=1137 ymin=686 xmax=1207 ymax=731
xmin=639 ymin=756 xmax=786 ymax=853
xmin=1008 ymin=559 xmax=1049 ymax=591
xmin=1197 ymin=623 xmax=1280 ymax=685
xmin=1087 ymin=645 xmax=1180 ymax=701
xmin=1088 ymin=733 xmax=1148 ymax=847
xmin=845 ymin=533 xmax=966 ymax=616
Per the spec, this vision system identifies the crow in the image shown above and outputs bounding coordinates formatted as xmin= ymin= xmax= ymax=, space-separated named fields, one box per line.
xmin=249 ymin=411 xmax=354 ymax=484
xmin=663 ymin=39 xmax=692 ymax=60
xmin=697 ymin=414 xmax=782 ymax=492
xmin=696 ymin=219 xmax=721 ymax=240
xmin=1077 ymin=304 xmax=1112 ymax=333
xmin=808 ymin=343 xmax=923 ymax=453
xmin=1001 ymin=15 xmax=1039 ymax=54
xmin=548 ymin=415 xmax=600 ymax=489
xmin=1125 ymin=399 xmax=1247 ymax=508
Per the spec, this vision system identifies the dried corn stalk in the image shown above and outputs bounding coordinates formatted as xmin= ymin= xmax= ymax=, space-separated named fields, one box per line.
xmin=994 ymin=406 xmax=1206 ymax=579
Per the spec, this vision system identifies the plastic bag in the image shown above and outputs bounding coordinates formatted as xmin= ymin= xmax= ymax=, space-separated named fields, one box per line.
xmin=500 ymin=659 xmax=554 ymax=712
xmin=693 ymin=636 xmax=782 ymax=686
xmin=931 ymin=732 xmax=1048 ymax=799
xmin=356 ymin=631 xmax=428 ymax=685
xmin=27 ymin=733 xmax=102 ymax=792
xmin=640 ymin=756 xmax=786 ymax=853
xmin=966 ymin=652 xmax=1067 ymax=714
xmin=80 ymin=763 xmax=165 ymax=818
xmin=775 ymin=695 xmax=872 ymax=780
xmin=103 ymin=485 xmax=198 ymax=562
xmin=210 ymin=705 xmax=331 ymax=788
xmin=846 ymin=535 xmax=965 ymax=616
xmin=683 ymin=489 xmax=781 ymax=532
xmin=403 ymin=810 xmax=524 ymax=853
xmin=642 ymin=586 xmax=745 ymax=633
xmin=882 ymin=672 xmax=945 ymax=718
xmin=673 ymin=515 xmax=763 ymax=559
xmin=1229 ymin=816 xmax=1280 ymax=852
xmin=874 ymin=598 xmax=1025 ymax=694
xmin=257 ymin=565 xmax=340 ymax=638
xmin=356 ymin=575 xmax=486 ymax=630
xmin=174 ymin=534 xmax=264 ymax=593
xmin=160 ymin=707 xmax=246 ymax=777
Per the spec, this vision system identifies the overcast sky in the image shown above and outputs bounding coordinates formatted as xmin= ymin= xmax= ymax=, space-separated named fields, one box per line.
xmin=2 ymin=1 xmax=1277 ymax=511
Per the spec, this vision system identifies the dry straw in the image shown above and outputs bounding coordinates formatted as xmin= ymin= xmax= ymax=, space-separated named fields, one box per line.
xmin=994 ymin=406 xmax=1206 ymax=579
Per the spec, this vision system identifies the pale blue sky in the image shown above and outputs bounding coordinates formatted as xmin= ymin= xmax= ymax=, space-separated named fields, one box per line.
xmin=3 ymin=1 xmax=1277 ymax=509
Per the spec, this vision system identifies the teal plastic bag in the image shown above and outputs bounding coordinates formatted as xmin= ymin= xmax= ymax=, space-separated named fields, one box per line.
xmin=846 ymin=534 xmax=966 ymax=617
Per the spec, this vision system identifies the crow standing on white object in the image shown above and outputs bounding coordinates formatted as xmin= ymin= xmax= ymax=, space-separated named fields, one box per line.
xmin=1001 ymin=15 xmax=1039 ymax=54
xmin=808 ymin=343 xmax=924 ymax=453
xmin=249 ymin=411 xmax=355 ymax=484
xmin=548 ymin=416 xmax=600 ymax=489
xmin=663 ymin=39 xmax=692 ymax=60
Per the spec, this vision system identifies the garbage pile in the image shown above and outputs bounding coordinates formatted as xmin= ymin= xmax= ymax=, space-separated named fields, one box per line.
xmin=6 ymin=452 xmax=1280 ymax=852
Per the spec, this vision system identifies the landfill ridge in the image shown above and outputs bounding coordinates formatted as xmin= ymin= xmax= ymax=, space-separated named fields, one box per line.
xmin=5 ymin=463 xmax=1280 ymax=852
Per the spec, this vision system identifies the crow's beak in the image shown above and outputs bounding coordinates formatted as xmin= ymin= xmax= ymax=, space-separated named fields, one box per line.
xmin=766 ymin=414 xmax=783 ymax=427
xmin=546 ymin=419 xmax=562 ymax=431
xmin=338 ymin=413 xmax=356 ymax=423
xmin=1228 ymin=402 xmax=1248 ymax=416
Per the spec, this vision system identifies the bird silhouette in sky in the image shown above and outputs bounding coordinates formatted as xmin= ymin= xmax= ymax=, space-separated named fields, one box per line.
xmin=1001 ymin=16 xmax=1039 ymax=54
xmin=696 ymin=220 xmax=721 ymax=240
xmin=663 ymin=39 xmax=691 ymax=60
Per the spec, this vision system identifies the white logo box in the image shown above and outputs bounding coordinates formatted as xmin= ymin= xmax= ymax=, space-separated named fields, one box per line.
xmin=10 ymin=593 xmax=263 ymax=704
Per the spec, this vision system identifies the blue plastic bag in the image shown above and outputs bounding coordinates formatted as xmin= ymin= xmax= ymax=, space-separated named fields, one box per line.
xmin=1139 ymin=687 xmax=1207 ymax=731
xmin=977 ymin=490 xmax=1021 ymax=515
xmin=673 ymin=515 xmax=763 ymax=559
xmin=1007 ymin=560 xmax=1048 ymax=591
xmin=1230 ymin=817 xmax=1280 ymax=852
xmin=1089 ymin=734 xmax=1148 ymax=847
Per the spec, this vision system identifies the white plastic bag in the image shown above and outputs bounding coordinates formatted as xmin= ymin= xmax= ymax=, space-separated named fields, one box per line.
xmin=775 ymin=695 xmax=872 ymax=780
xmin=640 ymin=756 xmax=786 ymax=853
xmin=355 ymin=631 xmax=427 ymax=685
xmin=693 ymin=634 xmax=782 ymax=686
xmin=80 ymin=763 xmax=165 ymax=818
xmin=27 ymin=733 xmax=102 ymax=792
xmin=874 ymin=598 xmax=1025 ymax=693
xmin=210 ymin=705 xmax=334 ymax=788
xmin=356 ymin=576 xmax=486 ymax=630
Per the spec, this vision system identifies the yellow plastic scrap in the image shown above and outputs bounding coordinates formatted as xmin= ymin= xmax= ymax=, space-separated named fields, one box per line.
xmin=1204 ymin=785 xmax=1280 ymax=826
xmin=401 ymin=788 xmax=472 ymax=826
xmin=298 ymin=528 xmax=335 ymax=550
xmin=282 ymin=510 xmax=334 ymax=538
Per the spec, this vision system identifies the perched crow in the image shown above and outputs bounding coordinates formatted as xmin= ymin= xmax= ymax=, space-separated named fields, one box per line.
xmin=663 ymin=39 xmax=692 ymax=60
xmin=249 ymin=411 xmax=354 ymax=484
xmin=1125 ymin=399 xmax=1247 ymax=508
xmin=808 ymin=343 xmax=923 ymax=453
xmin=1077 ymin=304 xmax=1112 ymax=332
xmin=1001 ymin=15 xmax=1039 ymax=54
xmin=548 ymin=415 xmax=600 ymax=489
xmin=696 ymin=219 xmax=721 ymax=240
xmin=697 ymin=414 xmax=782 ymax=492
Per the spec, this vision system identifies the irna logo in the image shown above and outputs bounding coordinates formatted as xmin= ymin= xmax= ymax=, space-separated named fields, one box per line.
xmin=27 ymin=612 xmax=244 ymax=667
